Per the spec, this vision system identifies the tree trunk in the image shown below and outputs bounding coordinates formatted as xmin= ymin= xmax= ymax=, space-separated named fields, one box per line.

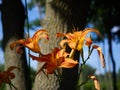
xmin=32 ymin=0 xmax=91 ymax=90
xmin=1 ymin=0 xmax=30 ymax=90
xmin=108 ymin=30 xmax=117 ymax=90
xmin=32 ymin=0 xmax=62 ymax=89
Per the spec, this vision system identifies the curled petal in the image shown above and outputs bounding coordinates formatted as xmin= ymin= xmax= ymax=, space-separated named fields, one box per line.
xmin=92 ymin=45 xmax=105 ymax=68
xmin=0 ymin=66 xmax=20 ymax=84
xmin=10 ymin=42 xmax=17 ymax=50
xmin=88 ymin=75 xmax=100 ymax=90
xmin=30 ymin=47 xmax=78 ymax=74
xmin=58 ymin=28 xmax=102 ymax=51
xmin=9 ymin=72 xmax=15 ymax=79
xmin=10 ymin=29 xmax=49 ymax=53
xmin=81 ymin=28 xmax=102 ymax=38
xmin=7 ymin=66 xmax=20 ymax=73
xmin=16 ymin=46 xmax=23 ymax=54
xmin=33 ymin=29 xmax=49 ymax=40
xmin=56 ymin=48 xmax=69 ymax=59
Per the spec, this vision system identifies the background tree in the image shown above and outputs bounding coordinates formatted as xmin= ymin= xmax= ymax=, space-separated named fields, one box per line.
xmin=0 ymin=0 xmax=30 ymax=90
xmin=1 ymin=0 xmax=120 ymax=90
xmin=88 ymin=0 xmax=120 ymax=90
xmin=31 ymin=0 xmax=91 ymax=90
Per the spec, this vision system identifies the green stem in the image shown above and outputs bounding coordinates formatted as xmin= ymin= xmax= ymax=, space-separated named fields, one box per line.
xmin=9 ymin=82 xmax=18 ymax=90
xmin=84 ymin=47 xmax=93 ymax=63
xmin=80 ymin=48 xmax=84 ymax=63
xmin=76 ymin=77 xmax=90 ymax=89
xmin=78 ymin=47 xmax=94 ymax=77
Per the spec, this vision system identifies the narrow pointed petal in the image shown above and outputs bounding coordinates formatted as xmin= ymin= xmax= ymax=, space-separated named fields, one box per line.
xmin=56 ymin=32 xmax=65 ymax=38
xmin=81 ymin=28 xmax=102 ymax=38
xmin=88 ymin=75 xmax=100 ymax=90
xmin=29 ymin=53 xmax=51 ymax=63
xmin=59 ymin=58 xmax=78 ymax=68
xmin=92 ymin=45 xmax=105 ymax=68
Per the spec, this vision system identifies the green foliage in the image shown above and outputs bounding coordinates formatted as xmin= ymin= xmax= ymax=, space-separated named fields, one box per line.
xmin=77 ymin=64 xmax=96 ymax=89
xmin=0 ymin=64 xmax=4 ymax=71
xmin=26 ymin=0 xmax=46 ymax=29
xmin=117 ymin=69 xmax=120 ymax=88
xmin=0 ymin=83 xmax=6 ymax=90
xmin=83 ymin=81 xmax=95 ymax=90
xmin=0 ymin=40 xmax=2 ymax=47
xmin=27 ymin=0 xmax=35 ymax=10
xmin=88 ymin=0 xmax=120 ymax=42
xmin=27 ymin=0 xmax=45 ymax=10
xmin=81 ymin=64 xmax=96 ymax=80
xmin=30 ymin=66 xmax=36 ymax=86
xmin=0 ymin=64 xmax=6 ymax=90
xmin=25 ymin=19 xmax=41 ymax=29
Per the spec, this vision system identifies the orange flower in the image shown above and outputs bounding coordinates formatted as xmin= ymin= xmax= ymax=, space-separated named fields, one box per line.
xmin=0 ymin=66 xmax=20 ymax=86
xmin=29 ymin=48 xmax=78 ymax=74
xmin=10 ymin=29 xmax=49 ymax=53
xmin=56 ymin=28 xmax=101 ymax=51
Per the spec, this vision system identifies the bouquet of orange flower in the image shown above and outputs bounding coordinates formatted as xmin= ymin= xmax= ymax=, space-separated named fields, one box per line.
xmin=9 ymin=28 xmax=105 ymax=90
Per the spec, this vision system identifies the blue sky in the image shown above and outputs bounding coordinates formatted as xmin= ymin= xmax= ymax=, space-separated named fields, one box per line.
xmin=0 ymin=1 xmax=120 ymax=75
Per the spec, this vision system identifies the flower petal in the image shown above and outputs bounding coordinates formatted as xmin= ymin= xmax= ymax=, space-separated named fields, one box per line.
xmin=92 ymin=45 xmax=105 ymax=68
xmin=10 ymin=29 xmax=49 ymax=53
xmin=44 ymin=64 xmax=56 ymax=74
xmin=60 ymin=39 xmax=69 ymax=48
xmin=29 ymin=54 xmax=51 ymax=63
xmin=7 ymin=66 xmax=20 ymax=73
xmin=56 ymin=48 xmax=69 ymax=59
xmin=88 ymin=75 xmax=100 ymax=90
xmin=56 ymin=32 xmax=65 ymax=38
xmin=59 ymin=58 xmax=78 ymax=68
xmin=32 ymin=29 xmax=49 ymax=40
xmin=81 ymin=28 xmax=102 ymax=38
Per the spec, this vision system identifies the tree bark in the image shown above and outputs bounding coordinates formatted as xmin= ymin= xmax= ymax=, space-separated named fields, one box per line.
xmin=1 ymin=0 xmax=30 ymax=90
xmin=32 ymin=0 xmax=91 ymax=90
xmin=32 ymin=0 xmax=62 ymax=90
